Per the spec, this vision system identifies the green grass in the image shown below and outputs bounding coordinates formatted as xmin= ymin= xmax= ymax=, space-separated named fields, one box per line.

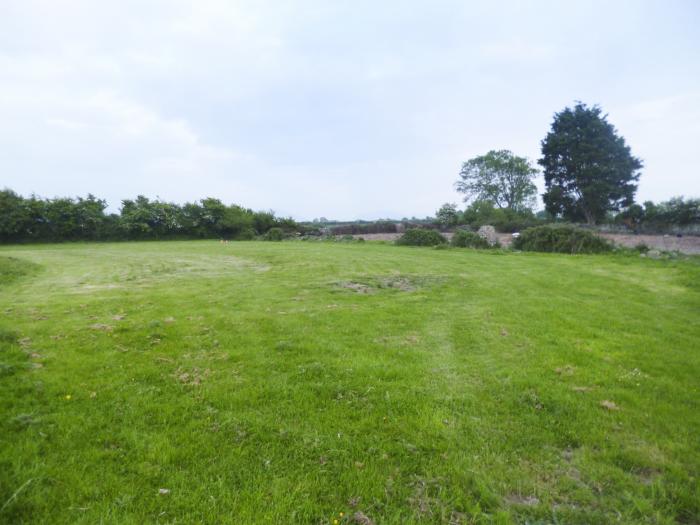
xmin=1 ymin=241 xmax=699 ymax=524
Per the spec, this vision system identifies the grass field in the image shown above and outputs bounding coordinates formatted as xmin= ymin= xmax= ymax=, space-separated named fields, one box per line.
xmin=1 ymin=241 xmax=699 ymax=524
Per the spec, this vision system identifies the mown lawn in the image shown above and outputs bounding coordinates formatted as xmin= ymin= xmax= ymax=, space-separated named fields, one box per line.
xmin=1 ymin=241 xmax=699 ymax=524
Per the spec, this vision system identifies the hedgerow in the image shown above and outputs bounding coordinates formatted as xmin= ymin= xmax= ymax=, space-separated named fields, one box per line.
xmin=450 ymin=230 xmax=491 ymax=249
xmin=395 ymin=229 xmax=447 ymax=246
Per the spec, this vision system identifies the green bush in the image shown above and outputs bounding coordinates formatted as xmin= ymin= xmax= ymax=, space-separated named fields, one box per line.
xmin=237 ymin=227 xmax=256 ymax=240
xmin=450 ymin=230 xmax=490 ymax=249
xmin=512 ymin=225 xmax=612 ymax=254
xmin=264 ymin=227 xmax=285 ymax=241
xmin=634 ymin=242 xmax=650 ymax=253
xmin=396 ymin=229 xmax=447 ymax=246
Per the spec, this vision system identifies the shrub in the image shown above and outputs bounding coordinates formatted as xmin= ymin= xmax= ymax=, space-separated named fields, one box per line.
xmin=451 ymin=230 xmax=490 ymax=249
xmin=264 ymin=227 xmax=285 ymax=241
xmin=512 ymin=225 xmax=612 ymax=254
xmin=237 ymin=228 xmax=256 ymax=240
xmin=634 ymin=242 xmax=650 ymax=254
xmin=330 ymin=221 xmax=398 ymax=235
xmin=396 ymin=228 xmax=447 ymax=246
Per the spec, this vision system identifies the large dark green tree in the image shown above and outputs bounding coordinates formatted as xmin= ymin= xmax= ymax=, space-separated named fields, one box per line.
xmin=456 ymin=150 xmax=538 ymax=212
xmin=540 ymin=103 xmax=642 ymax=224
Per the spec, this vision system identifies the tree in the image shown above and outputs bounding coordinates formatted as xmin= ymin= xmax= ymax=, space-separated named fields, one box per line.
xmin=615 ymin=203 xmax=644 ymax=230
xmin=456 ymin=150 xmax=538 ymax=212
xmin=540 ymin=103 xmax=642 ymax=225
xmin=435 ymin=203 xmax=460 ymax=228
xmin=0 ymin=189 xmax=30 ymax=242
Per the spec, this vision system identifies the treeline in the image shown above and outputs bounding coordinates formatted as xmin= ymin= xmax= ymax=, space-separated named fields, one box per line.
xmin=614 ymin=197 xmax=700 ymax=232
xmin=0 ymin=189 xmax=298 ymax=243
xmin=435 ymin=197 xmax=700 ymax=234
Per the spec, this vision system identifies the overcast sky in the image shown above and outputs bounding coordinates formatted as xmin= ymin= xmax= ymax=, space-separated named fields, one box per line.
xmin=2 ymin=1 xmax=699 ymax=220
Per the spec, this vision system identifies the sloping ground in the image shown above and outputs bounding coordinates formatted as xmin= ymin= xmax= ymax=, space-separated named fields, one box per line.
xmin=1 ymin=241 xmax=699 ymax=524
xmin=0 ymin=256 xmax=40 ymax=286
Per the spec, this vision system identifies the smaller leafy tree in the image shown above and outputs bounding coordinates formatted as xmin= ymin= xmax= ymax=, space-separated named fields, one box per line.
xmin=396 ymin=229 xmax=447 ymax=246
xmin=456 ymin=150 xmax=538 ymax=212
xmin=435 ymin=203 xmax=460 ymax=228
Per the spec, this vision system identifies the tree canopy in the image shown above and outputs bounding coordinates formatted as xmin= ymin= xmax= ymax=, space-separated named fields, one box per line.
xmin=539 ymin=103 xmax=642 ymax=224
xmin=435 ymin=203 xmax=460 ymax=228
xmin=456 ymin=150 xmax=538 ymax=212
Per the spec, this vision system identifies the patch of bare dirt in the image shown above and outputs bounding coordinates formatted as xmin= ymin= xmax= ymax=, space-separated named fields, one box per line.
xmin=173 ymin=367 xmax=210 ymax=386
xmin=505 ymin=494 xmax=540 ymax=506
xmin=555 ymin=365 xmax=576 ymax=376
xmin=380 ymin=276 xmax=416 ymax=291
xmin=600 ymin=400 xmax=620 ymax=410
xmin=89 ymin=323 xmax=114 ymax=332
xmin=351 ymin=511 xmax=375 ymax=525
xmin=337 ymin=275 xmax=426 ymax=294
xmin=338 ymin=281 xmax=373 ymax=294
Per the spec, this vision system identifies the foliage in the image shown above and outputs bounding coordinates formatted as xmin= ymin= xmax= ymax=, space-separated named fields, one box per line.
xmin=435 ymin=203 xmax=460 ymax=228
xmin=512 ymin=224 xmax=613 ymax=254
xmin=623 ymin=197 xmax=700 ymax=231
xmin=461 ymin=200 xmax=542 ymax=232
xmin=450 ymin=230 xmax=490 ymax=249
xmin=395 ymin=228 xmax=447 ymax=246
xmin=456 ymin=150 xmax=538 ymax=212
xmin=0 ymin=189 xmax=296 ymax=243
xmin=540 ymin=103 xmax=643 ymax=224
xmin=238 ymin=228 xmax=256 ymax=240
xmin=264 ymin=227 xmax=285 ymax=241
xmin=328 ymin=221 xmax=398 ymax=235
xmin=0 ymin=241 xmax=699 ymax=523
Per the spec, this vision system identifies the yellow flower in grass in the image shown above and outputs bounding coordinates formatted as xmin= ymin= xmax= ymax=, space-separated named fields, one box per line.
xmin=64 ymin=394 xmax=72 ymax=400
xmin=339 ymin=512 xmax=344 ymax=517
xmin=333 ymin=520 xmax=339 ymax=525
